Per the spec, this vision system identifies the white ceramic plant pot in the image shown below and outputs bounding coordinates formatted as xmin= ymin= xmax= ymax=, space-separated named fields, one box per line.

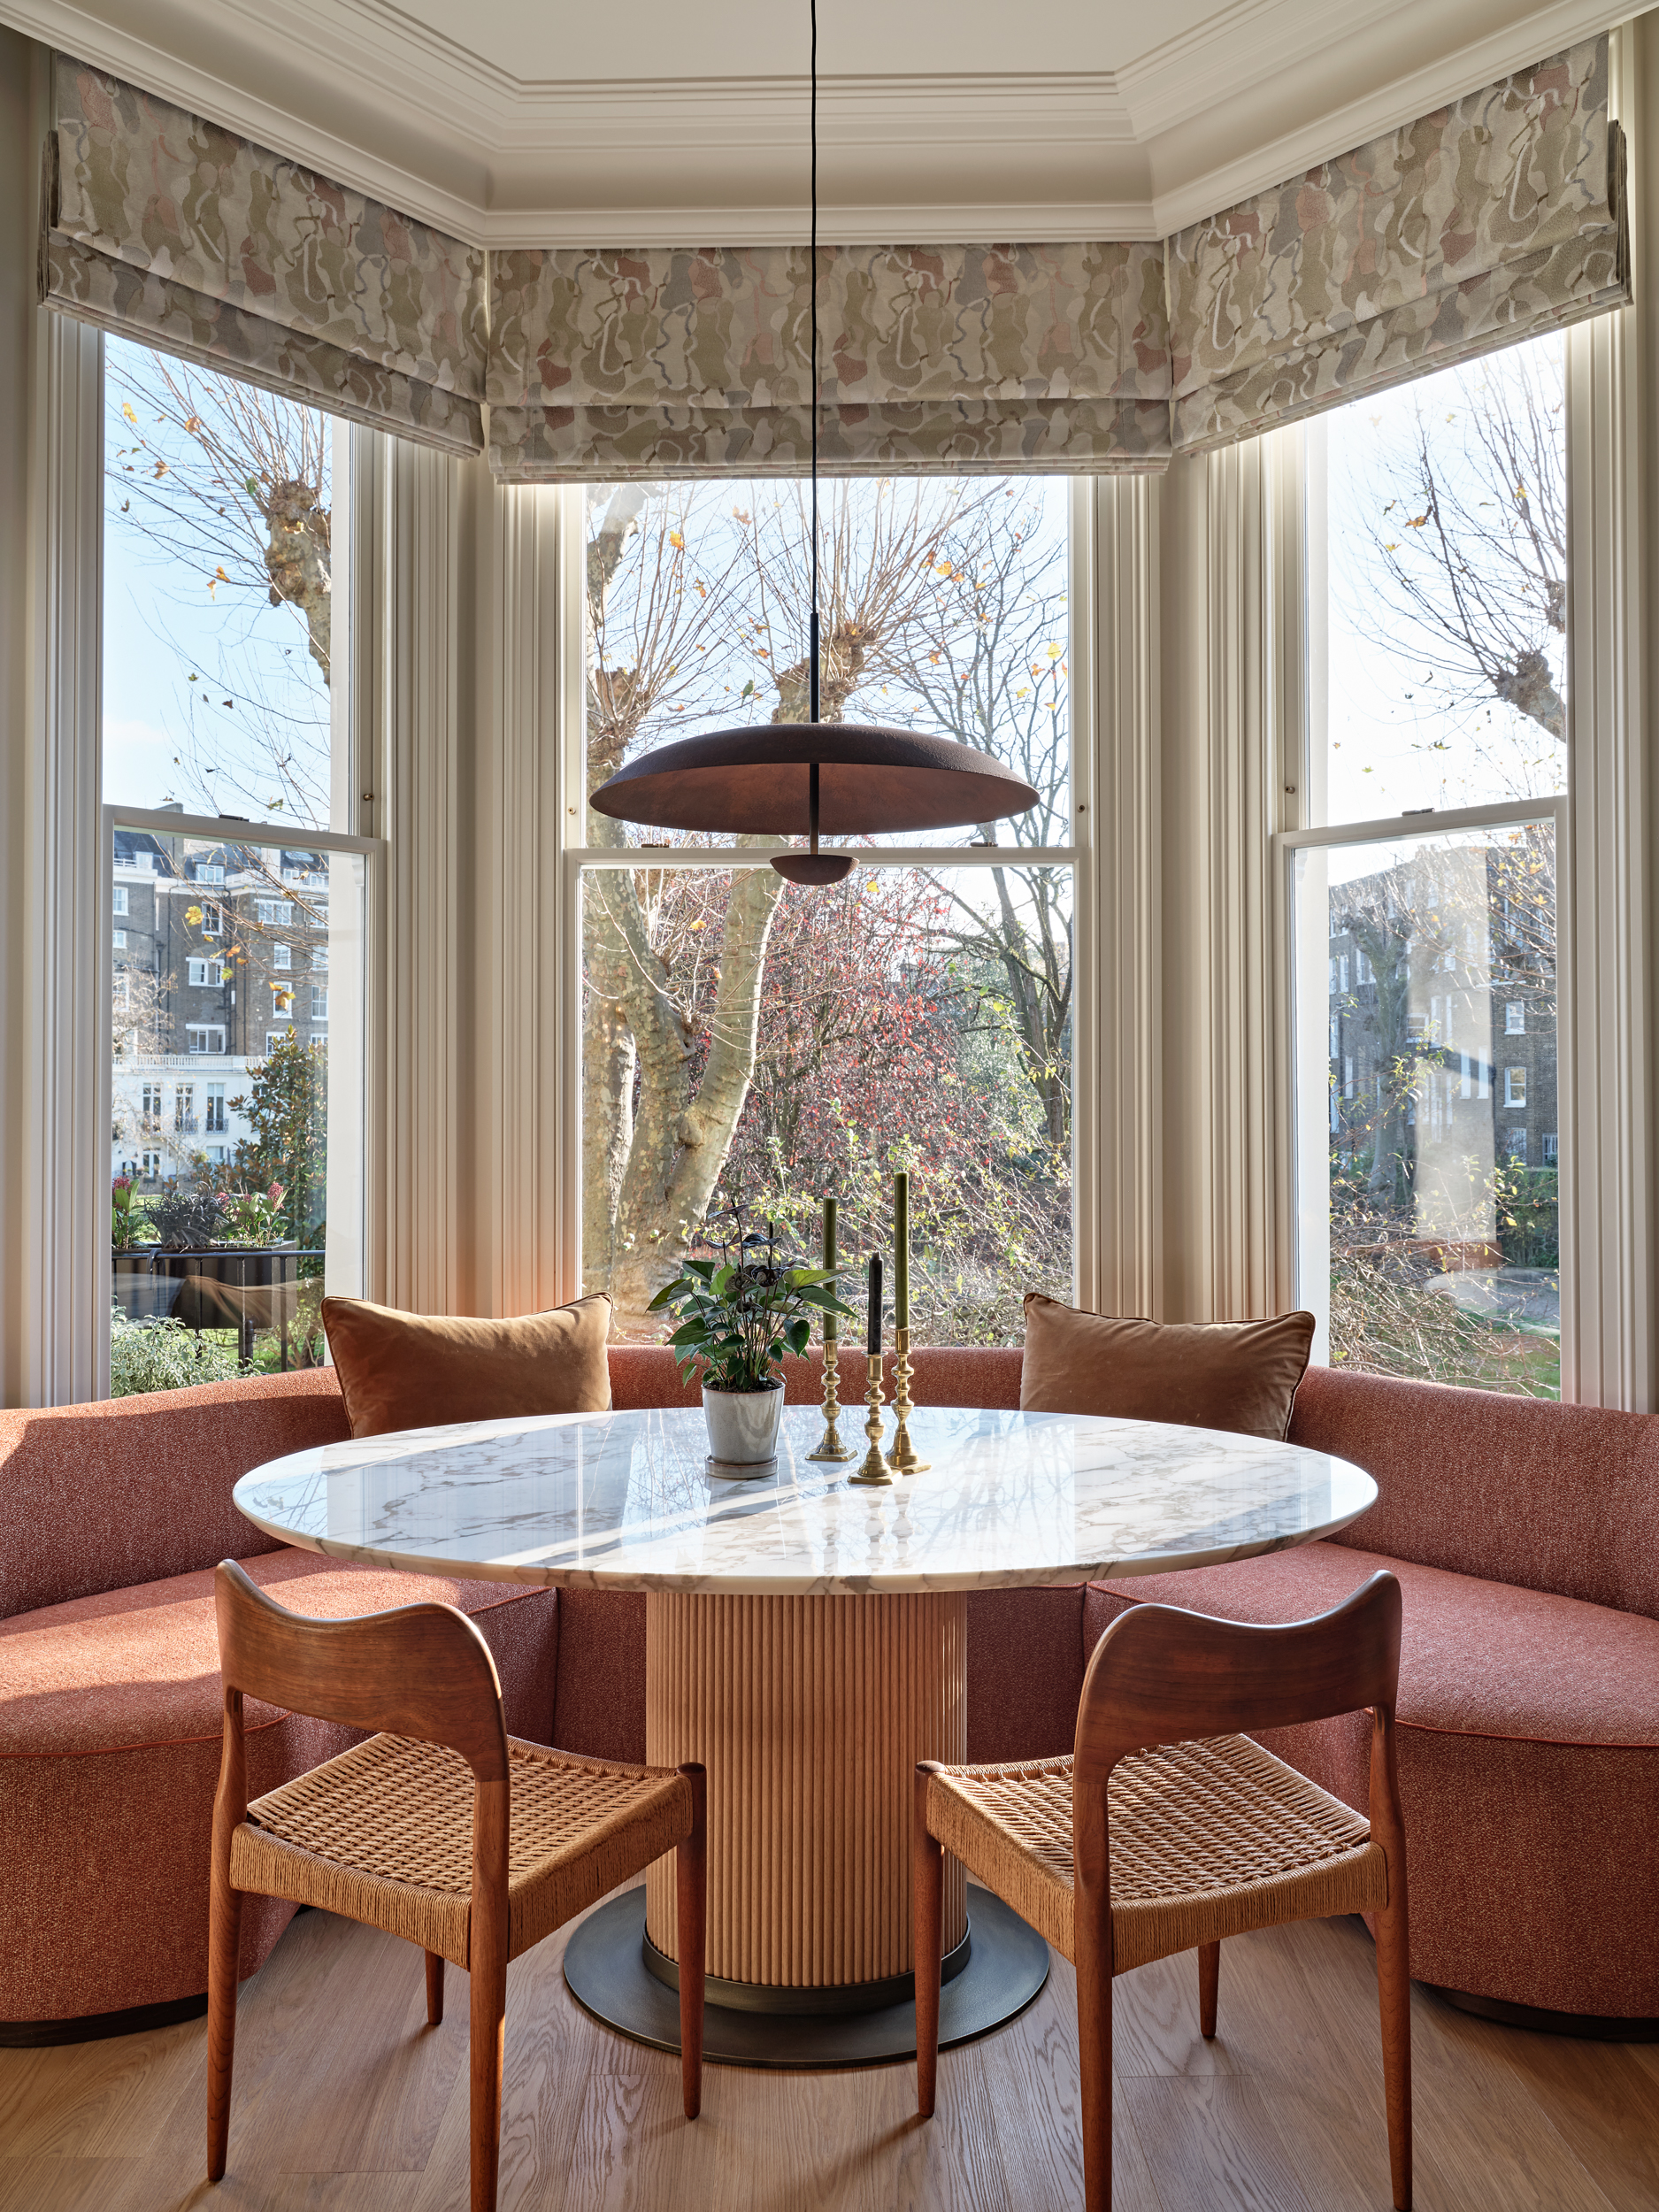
xmin=703 ymin=1380 xmax=785 ymax=1476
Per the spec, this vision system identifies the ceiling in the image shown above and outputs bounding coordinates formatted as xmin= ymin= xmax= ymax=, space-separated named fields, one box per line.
xmin=0 ymin=0 xmax=1632 ymax=244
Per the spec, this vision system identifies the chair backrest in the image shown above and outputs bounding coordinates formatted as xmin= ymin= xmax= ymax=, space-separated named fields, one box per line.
xmin=213 ymin=1558 xmax=510 ymax=1781
xmin=1074 ymin=1570 xmax=1402 ymax=1787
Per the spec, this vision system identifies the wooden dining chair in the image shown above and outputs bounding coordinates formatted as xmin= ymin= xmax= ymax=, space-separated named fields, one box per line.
xmin=206 ymin=1559 xmax=706 ymax=2212
xmin=914 ymin=1571 xmax=1410 ymax=2212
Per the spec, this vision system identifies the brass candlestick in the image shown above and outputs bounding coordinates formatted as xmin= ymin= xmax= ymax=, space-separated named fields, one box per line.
xmin=808 ymin=1336 xmax=856 ymax=1462
xmin=850 ymin=1350 xmax=894 ymax=1485
xmin=889 ymin=1325 xmax=929 ymax=1473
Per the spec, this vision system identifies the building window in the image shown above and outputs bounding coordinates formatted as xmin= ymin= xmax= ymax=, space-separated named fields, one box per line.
xmin=265 ymin=1031 xmax=291 ymax=1054
xmin=112 ymin=974 xmax=130 ymax=1010
xmin=273 ymin=942 xmax=292 ymax=971
xmin=112 ymin=929 xmax=127 ymax=949
xmin=187 ymin=957 xmax=223 ymax=987
xmin=1504 ymin=1066 xmax=1527 ymax=1109
xmin=140 ymin=1149 xmax=163 ymax=1179
xmin=257 ymin=898 xmax=294 ymax=927
xmin=201 ymin=902 xmax=222 ymax=936
xmin=204 ymin=1083 xmax=227 ymax=1134
xmin=310 ymin=984 xmax=328 ymax=1021
xmin=311 ymin=945 xmax=328 ymax=972
xmin=111 ymin=885 xmax=128 ymax=917
xmin=1506 ymin=1002 xmax=1526 ymax=1033
xmin=186 ymin=1025 xmax=227 ymax=1055
xmin=1505 ymin=1130 xmax=1529 ymax=1164
xmin=206 ymin=1143 xmax=228 ymax=1165
xmin=271 ymin=987 xmax=293 ymax=1018
xmin=174 ymin=1084 xmax=196 ymax=1133
xmin=1544 ymin=1133 xmax=1559 ymax=1163
xmin=194 ymin=862 xmax=225 ymax=884
xmin=141 ymin=1082 xmax=164 ymax=1125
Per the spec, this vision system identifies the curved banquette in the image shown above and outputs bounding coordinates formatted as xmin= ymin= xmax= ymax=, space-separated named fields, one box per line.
xmin=3 ymin=1348 xmax=1655 ymax=2036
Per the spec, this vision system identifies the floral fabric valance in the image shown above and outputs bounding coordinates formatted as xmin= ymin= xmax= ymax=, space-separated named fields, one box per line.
xmin=38 ymin=37 xmax=1627 ymax=476
xmin=1166 ymin=37 xmax=1627 ymax=456
xmin=40 ymin=56 xmax=487 ymax=456
xmin=487 ymin=242 xmax=1173 ymax=479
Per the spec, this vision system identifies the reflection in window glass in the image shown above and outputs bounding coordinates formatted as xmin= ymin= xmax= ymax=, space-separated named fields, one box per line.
xmin=110 ymin=827 xmax=363 ymax=1395
xmin=580 ymin=863 xmax=1072 ymax=1346
xmin=1319 ymin=334 xmax=1565 ymax=822
xmin=103 ymin=335 xmax=334 ymax=826
xmin=1294 ymin=820 xmax=1557 ymax=1397
xmin=584 ymin=476 xmax=1070 ymax=851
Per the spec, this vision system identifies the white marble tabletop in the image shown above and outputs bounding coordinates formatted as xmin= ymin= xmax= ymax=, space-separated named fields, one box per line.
xmin=233 ymin=1404 xmax=1377 ymax=1597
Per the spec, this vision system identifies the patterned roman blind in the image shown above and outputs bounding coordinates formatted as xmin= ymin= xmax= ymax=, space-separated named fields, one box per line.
xmin=40 ymin=55 xmax=488 ymax=456
xmin=1165 ymin=37 xmax=1627 ymax=457
xmin=487 ymin=242 xmax=1173 ymax=480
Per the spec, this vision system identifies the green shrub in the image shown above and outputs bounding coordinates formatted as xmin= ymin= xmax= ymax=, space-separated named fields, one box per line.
xmin=109 ymin=1305 xmax=243 ymax=1397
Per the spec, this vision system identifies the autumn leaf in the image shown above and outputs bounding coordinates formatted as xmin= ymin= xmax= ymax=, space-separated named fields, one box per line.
xmin=121 ymin=402 xmax=137 ymax=425
xmin=668 ymin=530 xmax=686 ymax=550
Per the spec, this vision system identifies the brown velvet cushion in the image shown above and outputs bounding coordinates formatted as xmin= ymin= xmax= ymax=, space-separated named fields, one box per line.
xmin=320 ymin=1294 xmax=613 ymax=1440
xmin=1019 ymin=1294 xmax=1314 ymax=1440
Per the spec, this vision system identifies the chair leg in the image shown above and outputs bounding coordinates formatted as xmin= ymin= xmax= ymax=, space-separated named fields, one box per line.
xmin=468 ymin=1933 xmax=508 ymax=2212
xmin=676 ymin=1763 xmax=706 ymax=2121
xmin=1375 ymin=1899 xmax=1413 ymax=2210
xmin=912 ymin=1765 xmax=946 ymax=2120
xmin=204 ymin=1871 xmax=243 ymax=2182
xmin=1075 ymin=1888 xmax=1114 ymax=2212
xmin=1198 ymin=1940 xmax=1220 ymax=2039
xmin=426 ymin=1951 xmax=445 ymax=2028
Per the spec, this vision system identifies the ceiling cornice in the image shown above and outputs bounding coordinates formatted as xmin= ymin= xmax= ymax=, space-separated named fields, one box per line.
xmin=0 ymin=0 xmax=1633 ymax=248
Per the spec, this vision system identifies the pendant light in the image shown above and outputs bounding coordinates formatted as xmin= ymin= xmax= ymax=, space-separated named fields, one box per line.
xmin=588 ymin=1 xmax=1040 ymax=884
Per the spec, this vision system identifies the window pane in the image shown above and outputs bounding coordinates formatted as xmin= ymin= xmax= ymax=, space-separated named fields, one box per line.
xmin=1293 ymin=819 xmax=1558 ymax=1397
xmin=104 ymin=335 xmax=334 ymax=828
xmin=111 ymin=826 xmax=365 ymax=1395
xmin=1317 ymin=334 xmax=1566 ymax=823
xmin=584 ymin=478 xmax=1071 ymax=851
xmin=580 ymin=862 xmax=1072 ymax=1344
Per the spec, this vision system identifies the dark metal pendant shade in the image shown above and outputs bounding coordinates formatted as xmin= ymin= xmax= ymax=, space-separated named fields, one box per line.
xmin=588 ymin=723 xmax=1040 ymax=848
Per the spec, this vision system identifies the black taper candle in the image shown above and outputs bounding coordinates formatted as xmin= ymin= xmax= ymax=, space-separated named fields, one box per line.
xmin=867 ymin=1251 xmax=882 ymax=1356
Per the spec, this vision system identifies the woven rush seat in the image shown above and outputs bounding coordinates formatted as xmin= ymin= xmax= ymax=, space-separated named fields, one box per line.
xmin=233 ymin=1732 xmax=694 ymax=1969
xmin=926 ymin=1733 xmax=1386 ymax=1972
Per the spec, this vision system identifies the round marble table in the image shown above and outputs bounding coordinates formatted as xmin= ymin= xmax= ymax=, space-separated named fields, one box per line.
xmin=234 ymin=1402 xmax=1376 ymax=2067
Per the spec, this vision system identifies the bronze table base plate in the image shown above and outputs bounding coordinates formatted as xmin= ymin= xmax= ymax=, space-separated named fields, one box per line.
xmin=564 ymin=1885 xmax=1048 ymax=2069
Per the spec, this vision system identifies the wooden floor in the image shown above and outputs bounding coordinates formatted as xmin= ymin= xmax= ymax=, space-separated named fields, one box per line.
xmin=3 ymin=1893 xmax=1655 ymax=2211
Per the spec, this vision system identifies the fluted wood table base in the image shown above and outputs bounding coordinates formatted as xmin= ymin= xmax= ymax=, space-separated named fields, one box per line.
xmin=563 ymin=1590 xmax=1049 ymax=2064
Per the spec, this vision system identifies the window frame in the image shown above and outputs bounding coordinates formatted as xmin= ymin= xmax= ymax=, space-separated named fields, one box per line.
xmin=552 ymin=475 xmax=1094 ymax=1317
xmin=1277 ymin=792 xmax=1567 ymax=1370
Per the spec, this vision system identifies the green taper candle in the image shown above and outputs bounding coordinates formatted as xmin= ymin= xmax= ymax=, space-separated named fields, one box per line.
xmin=895 ymin=1171 xmax=910 ymax=1332
xmin=822 ymin=1195 xmax=838 ymax=1345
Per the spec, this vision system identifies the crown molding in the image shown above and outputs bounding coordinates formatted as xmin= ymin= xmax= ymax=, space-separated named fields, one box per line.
xmin=0 ymin=0 xmax=1633 ymax=249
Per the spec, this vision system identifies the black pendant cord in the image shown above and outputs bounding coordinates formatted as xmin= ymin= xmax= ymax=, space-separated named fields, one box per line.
xmin=808 ymin=0 xmax=821 ymax=853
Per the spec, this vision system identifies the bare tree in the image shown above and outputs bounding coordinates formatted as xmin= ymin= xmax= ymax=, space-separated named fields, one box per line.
xmin=1349 ymin=343 xmax=1566 ymax=746
xmin=108 ymin=347 xmax=332 ymax=822
xmin=580 ymin=478 xmax=1010 ymax=1336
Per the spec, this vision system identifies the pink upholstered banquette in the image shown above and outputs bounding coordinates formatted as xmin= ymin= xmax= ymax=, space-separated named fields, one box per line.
xmin=3 ymin=1350 xmax=1655 ymax=2035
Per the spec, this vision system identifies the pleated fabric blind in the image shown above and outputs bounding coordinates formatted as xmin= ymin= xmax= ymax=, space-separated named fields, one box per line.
xmin=40 ymin=55 xmax=488 ymax=456
xmin=487 ymin=242 xmax=1173 ymax=480
xmin=36 ymin=38 xmax=1629 ymax=477
xmin=1165 ymin=37 xmax=1627 ymax=457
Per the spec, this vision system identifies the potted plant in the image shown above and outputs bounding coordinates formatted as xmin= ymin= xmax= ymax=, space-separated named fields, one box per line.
xmin=649 ymin=1209 xmax=853 ymax=1476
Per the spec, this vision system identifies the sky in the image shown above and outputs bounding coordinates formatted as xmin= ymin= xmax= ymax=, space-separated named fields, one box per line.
xmin=103 ymin=335 xmax=333 ymax=828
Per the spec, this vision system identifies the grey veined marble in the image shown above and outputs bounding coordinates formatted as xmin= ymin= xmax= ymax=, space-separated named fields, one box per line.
xmin=234 ymin=1405 xmax=1378 ymax=1596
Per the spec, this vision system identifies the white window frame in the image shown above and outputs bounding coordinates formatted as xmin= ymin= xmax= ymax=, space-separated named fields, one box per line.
xmin=1279 ymin=794 xmax=1567 ymax=1370
xmin=553 ymin=476 xmax=1093 ymax=1311
xmin=111 ymin=885 xmax=127 ymax=917
xmin=1506 ymin=1002 xmax=1526 ymax=1033
xmin=1504 ymin=1065 xmax=1528 ymax=1109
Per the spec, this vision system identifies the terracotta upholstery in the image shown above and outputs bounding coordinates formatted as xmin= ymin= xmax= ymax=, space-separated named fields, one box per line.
xmin=321 ymin=1292 xmax=613 ymax=1439
xmin=1078 ymin=1365 xmax=1659 ymax=2020
xmin=7 ymin=1343 xmax=1655 ymax=2029
xmin=2 ymin=1548 xmax=557 ymax=2022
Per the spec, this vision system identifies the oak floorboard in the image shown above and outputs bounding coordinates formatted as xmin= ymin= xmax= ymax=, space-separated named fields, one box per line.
xmin=1119 ymin=2076 xmax=1316 ymax=2212
xmin=1108 ymin=1952 xmax=1239 ymax=2079
xmin=5 ymin=1902 xmax=1654 ymax=2212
